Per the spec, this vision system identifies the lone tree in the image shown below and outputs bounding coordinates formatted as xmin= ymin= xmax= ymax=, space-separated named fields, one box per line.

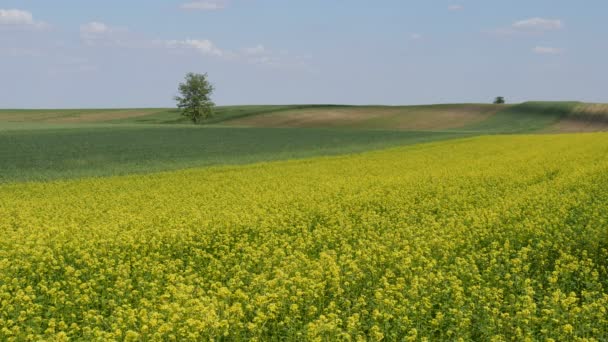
xmin=494 ymin=96 xmax=506 ymax=104
xmin=175 ymin=72 xmax=215 ymax=123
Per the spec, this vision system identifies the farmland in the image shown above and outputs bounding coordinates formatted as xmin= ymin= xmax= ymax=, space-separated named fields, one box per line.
xmin=2 ymin=133 xmax=608 ymax=340
xmin=2 ymin=102 xmax=608 ymax=340
xmin=2 ymin=102 xmax=608 ymax=183
xmin=0 ymin=125 xmax=470 ymax=183
xmin=3 ymin=102 xmax=608 ymax=130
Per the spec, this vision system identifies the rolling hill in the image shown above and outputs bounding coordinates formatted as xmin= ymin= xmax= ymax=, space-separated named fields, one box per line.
xmin=3 ymin=102 xmax=608 ymax=133
xmin=2 ymin=101 xmax=608 ymax=183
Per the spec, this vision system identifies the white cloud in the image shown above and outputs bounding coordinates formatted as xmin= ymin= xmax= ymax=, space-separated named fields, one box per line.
xmin=0 ymin=9 xmax=33 ymax=25
xmin=79 ymin=22 xmax=133 ymax=47
xmin=488 ymin=17 xmax=563 ymax=37
xmin=513 ymin=17 xmax=562 ymax=31
xmin=533 ymin=46 xmax=563 ymax=54
xmin=80 ymin=21 xmax=109 ymax=45
xmin=165 ymin=39 xmax=224 ymax=57
xmin=80 ymin=22 xmax=110 ymax=35
xmin=162 ymin=39 xmax=311 ymax=69
xmin=448 ymin=5 xmax=464 ymax=11
xmin=0 ymin=9 xmax=46 ymax=28
xmin=180 ymin=0 xmax=226 ymax=11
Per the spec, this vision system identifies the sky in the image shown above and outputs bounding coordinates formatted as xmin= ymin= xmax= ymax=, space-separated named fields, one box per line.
xmin=1 ymin=0 xmax=607 ymax=108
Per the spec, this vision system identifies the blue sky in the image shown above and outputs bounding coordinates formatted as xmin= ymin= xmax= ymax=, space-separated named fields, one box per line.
xmin=1 ymin=0 xmax=606 ymax=108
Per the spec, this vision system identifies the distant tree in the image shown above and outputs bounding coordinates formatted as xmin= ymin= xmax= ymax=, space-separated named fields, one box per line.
xmin=175 ymin=73 xmax=215 ymax=123
xmin=494 ymin=96 xmax=506 ymax=104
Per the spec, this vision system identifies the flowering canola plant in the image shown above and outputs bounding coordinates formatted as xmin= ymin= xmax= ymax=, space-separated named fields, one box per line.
xmin=1 ymin=133 xmax=608 ymax=341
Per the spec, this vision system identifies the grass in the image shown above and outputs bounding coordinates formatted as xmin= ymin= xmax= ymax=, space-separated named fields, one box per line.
xmin=2 ymin=101 xmax=608 ymax=183
xmin=0 ymin=105 xmax=349 ymax=125
xmin=4 ymin=102 xmax=608 ymax=133
xmin=209 ymin=104 xmax=503 ymax=130
xmin=212 ymin=102 xmax=608 ymax=133
xmin=461 ymin=102 xmax=582 ymax=133
xmin=110 ymin=105 xmax=357 ymax=124
xmin=0 ymin=108 xmax=170 ymax=123
xmin=0 ymin=125 xmax=471 ymax=183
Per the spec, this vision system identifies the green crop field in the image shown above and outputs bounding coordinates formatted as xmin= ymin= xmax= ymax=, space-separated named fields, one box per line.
xmin=463 ymin=102 xmax=579 ymax=133
xmin=0 ymin=102 xmax=608 ymax=182
xmin=2 ymin=102 xmax=608 ymax=183
xmin=0 ymin=124 xmax=472 ymax=183
xmin=3 ymin=101 xmax=608 ymax=340
xmin=4 ymin=102 xmax=608 ymax=132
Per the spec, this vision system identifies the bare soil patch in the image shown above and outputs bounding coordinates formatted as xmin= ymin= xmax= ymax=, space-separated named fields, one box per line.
xmin=225 ymin=105 xmax=502 ymax=130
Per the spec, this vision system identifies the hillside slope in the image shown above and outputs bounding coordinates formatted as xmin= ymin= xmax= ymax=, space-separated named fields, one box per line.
xmin=546 ymin=103 xmax=608 ymax=132
xmin=0 ymin=106 xmax=334 ymax=125
xmin=464 ymin=102 xmax=580 ymax=133
xmin=0 ymin=126 xmax=471 ymax=183
xmin=2 ymin=102 xmax=608 ymax=133
xmin=216 ymin=102 xmax=608 ymax=133
xmin=2 ymin=102 xmax=608 ymax=182
xmin=217 ymin=104 xmax=503 ymax=130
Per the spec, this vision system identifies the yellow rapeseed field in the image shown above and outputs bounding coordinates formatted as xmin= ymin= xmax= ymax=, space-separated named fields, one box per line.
xmin=1 ymin=133 xmax=608 ymax=341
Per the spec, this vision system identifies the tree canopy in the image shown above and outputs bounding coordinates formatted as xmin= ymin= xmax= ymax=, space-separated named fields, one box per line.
xmin=175 ymin=73 xmax=215 ymax=123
